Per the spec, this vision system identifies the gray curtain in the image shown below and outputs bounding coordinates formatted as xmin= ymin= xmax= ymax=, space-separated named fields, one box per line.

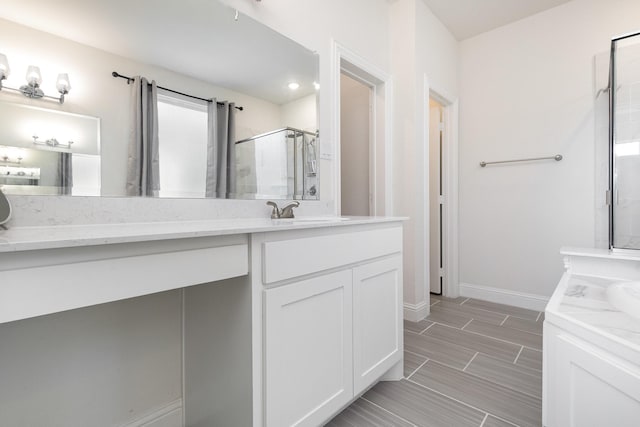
xmin=205 ymin=99 xmax=237 ymax=198
xmin=126 ymin=76 xmax=160 ymax=197
xmin=58 ymin=152 xmax=73 ymax=195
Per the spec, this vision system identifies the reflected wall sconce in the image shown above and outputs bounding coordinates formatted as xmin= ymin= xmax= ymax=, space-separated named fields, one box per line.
xmin=32 ymin=135 xmax=74 ymax=149
xmin=0 ymin=54 xmax=71 ymax=104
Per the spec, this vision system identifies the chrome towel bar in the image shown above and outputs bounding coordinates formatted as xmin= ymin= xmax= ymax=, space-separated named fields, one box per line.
xmin=480 ymin=154 xmax=563 ymax=167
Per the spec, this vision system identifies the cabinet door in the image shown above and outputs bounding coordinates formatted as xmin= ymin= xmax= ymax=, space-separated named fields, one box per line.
xmin=353 ymin=256 xmax=403 ymax=394
xmin=553 ymin=333 xmax=640 ymax=427
xmin=264 ymin=270 xmax=353 ymax=427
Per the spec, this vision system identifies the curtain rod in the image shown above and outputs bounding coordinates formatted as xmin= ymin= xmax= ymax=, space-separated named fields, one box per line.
xmin=111 ymin=71 xmax=244 ymax=111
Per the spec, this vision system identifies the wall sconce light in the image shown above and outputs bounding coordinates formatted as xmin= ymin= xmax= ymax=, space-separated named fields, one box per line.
xmin=0 ymin=54 xmax=71 ymax=104
xmin=32 ymin=135 xmax=74 ymax=150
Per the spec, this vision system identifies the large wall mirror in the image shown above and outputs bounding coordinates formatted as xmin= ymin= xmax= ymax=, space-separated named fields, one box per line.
xmin=0 ymin=0 xmax=319 ymax=200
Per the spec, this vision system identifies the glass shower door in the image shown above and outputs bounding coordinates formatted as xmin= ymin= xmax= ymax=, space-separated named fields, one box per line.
xmin=611 ymin=34 xmax=640 ymax=250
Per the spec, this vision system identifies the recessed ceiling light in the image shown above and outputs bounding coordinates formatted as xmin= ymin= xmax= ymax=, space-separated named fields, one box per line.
xmin=288 ymin=82 xmax=300 ymax=90
xmin=313 ymin=81 xmax=320 ymax=90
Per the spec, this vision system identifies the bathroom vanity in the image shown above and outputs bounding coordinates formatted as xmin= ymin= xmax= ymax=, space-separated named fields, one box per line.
xmin=543 ymin=248 xmax=640 ymax=427
xmin=0 ymin=217 xmax=404 ymax=426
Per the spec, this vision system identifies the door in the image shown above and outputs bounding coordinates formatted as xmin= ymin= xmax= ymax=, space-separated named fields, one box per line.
xmin=264 ymin=270 xmax=353 ymax=427
xmin=352 ymin=256 xmax=403 ymax=394
xmin=429 ymin=98 xmax=444 ymax=294
xmin=340 ymin=72 xmax=372 ymax=216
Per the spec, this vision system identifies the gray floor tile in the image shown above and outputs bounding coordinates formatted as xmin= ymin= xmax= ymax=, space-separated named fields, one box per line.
xmin=404 ymin=330 xmax=476 ymax=370
xmin=430 ymin=294 xmax=468 ymax=304
xmin=403 ymin=350 xmax=427 ymax=377
xmin=483 ymin=415 xmax=518 ymax=427
xmin=424 ymin=324 xmax=521 ymax=362
xmin=437 ymin=299 xmax=508 ymax=325
xmin=426 ymin=305 xmax=473 ymax=328
xmin=363 ymin=379 xmax=486 ymax=427
xmin=466 ymin=353 xmax=542 ymax=398
xmin=411 ymin=360 xmax=541 ymax=427
xmin=516 ymin=347 xmax=542 ymax=371
xmin=503 ymin=315 xmax=543 ymax=335
xmin=326 ymin=398 xmax=415 ymax=427
xmin=463 ymin=299 xmax=539 ymax=320
xmin=464 ymin=320 xmax=543 ymax=350
xmin=403 ymin=319 xmax=433 ymax=334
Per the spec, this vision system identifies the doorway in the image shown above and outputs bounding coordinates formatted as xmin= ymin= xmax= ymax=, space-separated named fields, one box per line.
xmin=340 ymin=72 xmax=372 ymax=216
xmin=429 ymin=97 xmax=445 ymax=295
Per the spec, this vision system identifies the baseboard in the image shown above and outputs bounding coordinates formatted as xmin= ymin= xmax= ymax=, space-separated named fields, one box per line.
xmin=403 ymin=300 xmax=429 ymax=321
xmin=459 ymin=282 xmax=549 ymax=312
xmin=121 ymin=399 xmax=183 ymax=427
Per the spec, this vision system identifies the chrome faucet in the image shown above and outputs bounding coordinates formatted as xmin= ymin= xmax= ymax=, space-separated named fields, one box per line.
xmin=267 ymin=201 xmax=300 ymax=219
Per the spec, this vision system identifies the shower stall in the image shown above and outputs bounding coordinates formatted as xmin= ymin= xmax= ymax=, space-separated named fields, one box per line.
xmin=608 ymin=32 xmax=640 ymax=250
xmin=235 ymin=127 xmax=318 ymax=200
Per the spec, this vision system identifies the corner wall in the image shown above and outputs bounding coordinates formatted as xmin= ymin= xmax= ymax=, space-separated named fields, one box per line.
xmin=458 ymin=0 xmax=640 ymax=302
xmin=391 ymin=0 xmax=459 ymax=319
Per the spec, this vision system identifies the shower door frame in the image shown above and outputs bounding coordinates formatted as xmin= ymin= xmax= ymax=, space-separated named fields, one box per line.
xmin=609 ymin=30 xmax=640 ymax=251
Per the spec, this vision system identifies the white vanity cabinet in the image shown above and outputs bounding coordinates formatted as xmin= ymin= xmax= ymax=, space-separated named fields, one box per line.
xmin=352 ymin=256 xmax=403 ymax=395
xmin=0 ymin=217 xmax=405 ymax=427
xmin=264 ymin=271 xmax=354 ymax=427
xmin=257 ymin=223 xmax=404 ymax=427
xmin=544 ymin=322 xmax=640 ymax=427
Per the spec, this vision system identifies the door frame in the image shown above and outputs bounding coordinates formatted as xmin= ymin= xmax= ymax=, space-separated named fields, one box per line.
xmin=424 ymin=76 xmax=459 ymax=299
xmin=331 ymin=40 xmax=393 ymax=216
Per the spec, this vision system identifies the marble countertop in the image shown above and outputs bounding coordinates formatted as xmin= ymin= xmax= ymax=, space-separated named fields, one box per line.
xmin=550 ymin=273 xmax=640 ymax=352
xmin=0 ymin=216 xmax=406 ymax=253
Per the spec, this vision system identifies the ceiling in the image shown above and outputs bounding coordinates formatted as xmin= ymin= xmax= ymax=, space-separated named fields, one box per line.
xmin=0 ymin=0 xmax=318 ymax=105
xmin=421 ymin=0 xmax=573 ymax=40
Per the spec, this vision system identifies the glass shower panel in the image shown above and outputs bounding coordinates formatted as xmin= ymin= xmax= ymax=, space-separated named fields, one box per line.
xmin=612 ymin=35 xmax=640 ymax=249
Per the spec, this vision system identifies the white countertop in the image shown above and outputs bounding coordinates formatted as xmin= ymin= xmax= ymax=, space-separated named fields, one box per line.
xmin=0 ymin=216 xmax=406 ymax=253
xmin=553 ymin=274 xmax=640 ymax=350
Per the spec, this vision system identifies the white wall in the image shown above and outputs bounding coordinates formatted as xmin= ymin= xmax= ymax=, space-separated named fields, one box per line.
xmin=0 ymin=291 xmax=182 ymax=426
xmin=458 ymin=0 xmax=640 ymax=299
xmin=391 ymin=0 xmax=459 ymax=317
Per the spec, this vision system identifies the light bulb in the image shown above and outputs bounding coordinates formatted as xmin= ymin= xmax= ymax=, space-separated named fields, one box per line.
xmin=0 ymin=53 xmax=10 ymax=80
xmin=56 ymin=73 xmax=71 ymax=94
xmin=25 ymin=66 xmax=42 ymax=86
xmin=288 ymin=82 xmax=300 ymax=90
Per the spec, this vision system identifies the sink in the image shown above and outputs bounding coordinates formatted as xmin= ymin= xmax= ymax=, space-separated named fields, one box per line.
xmin=606 ymin=281 xmax=640 ymax=320
xmin=275 ymin=217 xmax=351 ymax=223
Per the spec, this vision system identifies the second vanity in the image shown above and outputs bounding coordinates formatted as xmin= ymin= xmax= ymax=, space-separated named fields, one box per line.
xmin=543 ymin=248 xmax=640 ymax=427
xmin=0 ymin=217 xmax=404 ymax=426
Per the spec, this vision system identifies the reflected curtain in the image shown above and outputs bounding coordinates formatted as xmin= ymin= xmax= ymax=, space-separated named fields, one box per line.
xmin=58 ymin=152 xmax=73 ymax=195
xmin=126 ymin=76 xmax=160 ymax=197
xmin=205 ymin=99 xmax=237 ymax=198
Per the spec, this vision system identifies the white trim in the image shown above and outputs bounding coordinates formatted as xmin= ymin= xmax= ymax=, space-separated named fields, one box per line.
xmin=331 ymin=39 xmax=393 ymax=217
xmin=121 ymin=399 xmax=183 ymax=427
xmin=424 ymin=80 xmax=460 ymax=300
xmin=459 ymin=282 xmax=550 ymax=312
xmin=443 ymin=100 xmax=459 ymax=298
xmin=403 ymin=301 xmax=429 ymax=322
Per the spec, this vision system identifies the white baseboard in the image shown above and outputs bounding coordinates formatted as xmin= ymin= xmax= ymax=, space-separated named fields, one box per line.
xmin=121 ymin=399 xmax=183 ymax=427
xmin=459 ymin=282 xmax=549 ymax=312
xmin=403 ymin=300 xmax=429 ymax=321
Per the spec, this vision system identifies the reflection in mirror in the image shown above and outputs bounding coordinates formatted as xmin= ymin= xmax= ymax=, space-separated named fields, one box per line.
xmin=0 ymin=0 xmax=319 ymax=200
xmin=0 ymin=187 xmax=10 ymax=229
xmin=0 ymin=102 xmax=101 ymax=196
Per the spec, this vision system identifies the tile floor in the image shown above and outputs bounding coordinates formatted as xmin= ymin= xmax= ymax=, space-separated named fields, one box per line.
xmin=326 ymin=295 xmax=543 ymax=427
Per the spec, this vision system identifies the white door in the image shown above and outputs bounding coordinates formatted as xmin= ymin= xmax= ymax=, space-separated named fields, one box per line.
xmin=264 ymin=270 xmax=353 ymax=427
xmin=429 ymin=99 xmax=444 ymax=294
xmin=352 ymin=256 xmax=403 ymax=394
